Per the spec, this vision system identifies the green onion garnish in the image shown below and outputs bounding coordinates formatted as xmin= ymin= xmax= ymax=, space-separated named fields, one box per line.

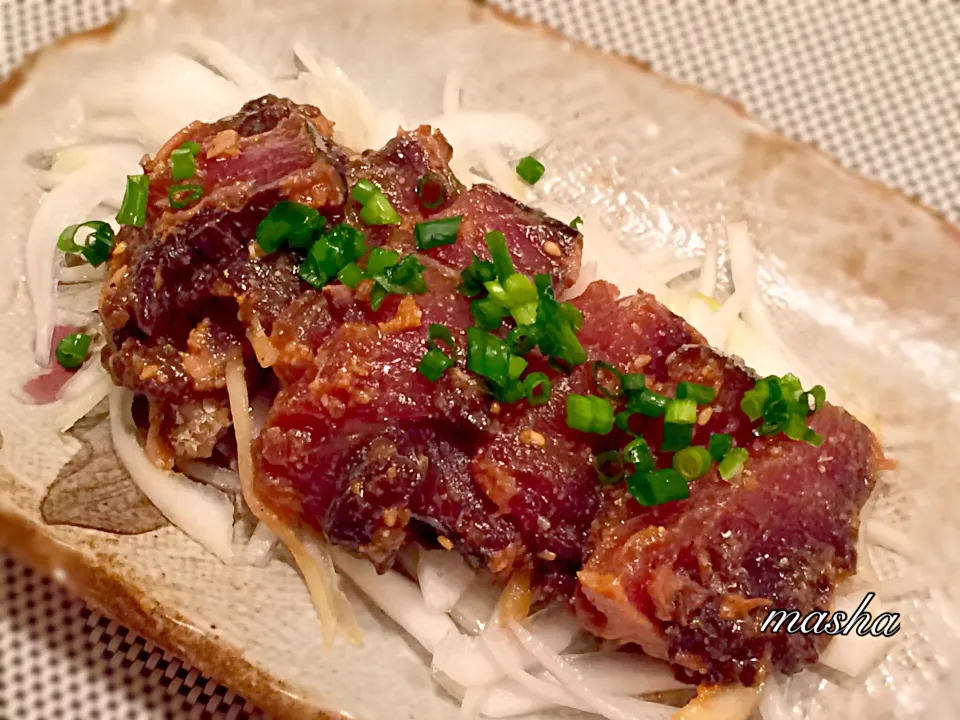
xmin=570 ymin=216 xmax=583 ymax=230
xmin=804 ymin=429 xmax=825 ymax=447
xmin=627 ymin=469 xmax=690 ymax=506
xmin=516 ymin=156 xmax=545 ymax=185
xmin=708 ymin=433 xmax=733 ymax=462
xmin=471 ymin=297 xmax=508 ymax=331
xmin=168 ymin=183 xmax=203 ymax=210
xmin=615 ymin=411 xmax=634 ymax=433
xmin=55 ymin=332 xmax=92 ymax=369
xmin=367 ymin=253 xmax=428 ymax=309
xmin=664 ymin=398 xmax=697 ymax=425
xmin=485 ymin=231 xmax=516 ymax=282
xmin=661 ymin=423 xmax=693 ymax=452
xmin=484 ymin=273 xmax=539 ymax=325
xmin=116 ymin=175 xmax=149 ymax=227
xmin=566 ymin=394 xmax=614 ymax=435
xmin=257 ymin=201 xmax=325 ymax=253
xmin=458 ymin=255 xmax=498 ymax=297
xmin=800 ymin=385 xmax=826 ymax=415
xmin=531 ymin=274 xmax=587 ymax=368
xmin=676 ymin=381 xmax=717 ymax=405
xmin=170 ymin=145 xmax=198 ymax=181
xmin=180 ymin=140 xmax=201 ymax=155
xmin=741 ymin=375 xmax=826 ymax=446
xmin=418 ymin=349 xmax=454 ymax=382
xmin=592 ymin=361 xmax=624 ymax=399
xmin=367 ymin=247 xmax=399 ymax=275
xmin=57 ymin=221 xmax=115 ymax=267
xmin=337 ymin=262 xmax=365 ymax=288
xmin=718 ymin=447 xmax=749 ymax=481
xmin=627 ymin=389 xmax=669 ymax=417
xmin=353 ymin=179 xmax=401 ymax=226
xmin=417 ymin=324 xmax=457 ymax=382
xmin=523 ymin=372 xmax=552 ymax=406
xmin=466 ymin=327 xmax=512 ymax=388
xmin=506 ymin=326 xmax=538 ymax=356
xmin=416 ymin=173 xmax=446 ymax=210
xmin=594 ymin=450 xmax=624 ymax=485
xmin=298 ymin=224 xmax=367 ymax=289
xmin=415 ymin=216 xmax=463 ymax=250
xmin=623 ymin=437 xmax=655 ymax=473
xmin=672 ymin=446 xmax=713 ymax=481
xmin=622 ymin=373 xmax=646 ymax=394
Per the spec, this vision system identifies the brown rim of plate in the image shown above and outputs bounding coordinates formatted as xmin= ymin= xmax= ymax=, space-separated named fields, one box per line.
xmin=0 ymin=2 xmax=956 ymax=719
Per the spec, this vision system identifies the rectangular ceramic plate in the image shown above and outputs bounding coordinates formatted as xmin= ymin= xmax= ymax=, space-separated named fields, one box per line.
xmin=0 ymin=1 xmax=958 ymax=718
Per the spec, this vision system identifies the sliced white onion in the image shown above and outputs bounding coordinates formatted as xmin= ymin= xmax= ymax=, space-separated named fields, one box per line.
xmin=331 ymin=548 xmax=456 ymax=653
xmin=443 ymin=67 xmax=463 ymax=117
xmin=451 ymin=577 xmax=502 ymax=634
xmin=53 ymin=369 xmax=113 ymax=432
xmin=697 ymin=235 xmax=719 ymax=297
xmin=242 ymin=520 xmax=278 ymax=567
xmin=108 ymin=388 xmax=234 ymax=561
xmin=865 ymin=520 xmax=922 ymax=560
xmin=817 ymin=592 xmax=898 ymax=677
xmin=177 ymin=460 xmax=242 ymax=494
xmin=432 ymin=113 xmax=548 ymax=157
xmin=179 ymin=36 xmax=271 ymax=94
xmin=418 ymin=549 xmax=477 ymax=613
xmin=672 ymin=683 xmax=762 ymax=720
xmin=27 ymin=147 xmax=142 ymax=364
xmin=57 ymin=356 xmax=108 ymax=403
xmin=479 ymin=654 xmax=685 ymax=718
xmin=59 ymin=264 xmax=106 ymax=284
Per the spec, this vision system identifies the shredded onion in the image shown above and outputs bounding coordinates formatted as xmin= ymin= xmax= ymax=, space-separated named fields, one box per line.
xmin=242 ymin=520 xmax=278 ymax=567
xmin=865 ymin=520 xmax=922 ymax=560
xmin=817 ymin=592 xmax=898 ymax=676
xmin=177 ymin=460 xmax=242 ymax=494
xmin=226 ymin=351 xmax=356 ymax=647
xmin=331 ymin=547 xmax=456 ymax=653
xmin=108 ymin=388 xmax=234 ymax=560
xmin=418 ymin=549 xmax=477 ymax=613
xmin=672 ymin=683 xmax=762 ymax=720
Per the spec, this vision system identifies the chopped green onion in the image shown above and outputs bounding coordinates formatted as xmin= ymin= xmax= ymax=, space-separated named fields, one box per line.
xmin=168 ymin=183 xmax=203 ymax=210
xmin=676 ymin=382 xmax=717 ymax=405
xmin=661 ymin=423 xmax=693 ymax=452
xmin=531 ymin=274 xmax=587 ymax=368
xmin=804 ymin=429 xmax=825 ymax=447
xmin=708 ymin=433 xmax=733 ymax=462
xmin=180 ymin=140 xmax=201 ymax=155
xmin=627 ymin=469 xmax=690 ymax=506
xmin=622 ymin=373 xmax=647 ymax=394
xmin=594 ymin=450 xmax=624 ymax=485
xmin=592 ymin=361 xmax=624 ymax=399
xmin=615 ymin=411 xmax=634 ymax=433
xmin=352 ymin=179 xmax=378 ymax=205
xmin=623 ymin=437 xmax=655 ymax=473
xmin=367 ymin=247 xmax=399 ymax=275
xmin=418 ymin=324 xmax=457 ymax=382
xmin=415 ymin=216 xmax=463 ymax=250
xmin=672 ymin=446 xmax=713 ymax=481
xmin=509 ymin=355 xmax=528 ymax=380
xmin=418 ymin=349 xmax=455 ymax=382
xmin=741 ymin=378 xmax=774 ymax=421
xmin=359 ymin=192 xmax=402 ymax=225
xmin=298 ymin=224 xmax=367 ymax=289
xmin=57 ymin=221 xmax=115 ymax=267
xmin=471 ymin=297 xmax=508 ymax=331
xmin=718 ymin=447 xmax=749 ymax=481
xmin=516 ymin=156 xmax=545 ymax=185
xmin=758 ymin=398 xmax=791 ymax=436
xmin=55 ymin=332 xmax=92 ymax=369
xmin=257 ymin=201 xmax=325 ymax=252
xmin=523 ymin=373 xmax=552 ymax=406
xmin=779 ymin=374 xmax=803 ymax=402
xmin=783 ymin=414 xmax=810 ymax=441
xmin=337 ymin=262 xmax=365 ymax=288
xmin=426 ymin=324 xmax=457 ymax=360
xmin=353 ymin=179 xmax=401 ymax=225
xmin=485 ymin=231 xmax=516 ymax=282
xmin=116 ymin=175 xmax=149 ymax=227
xmin=570 ymin=216 xmax=583 ymax=230
xmin=801 ymin=385 xmax=826 ymax=415
xmin=485 ymin=273 xmax=539 ymax=326
xmin=416 ymin=173 xmax=446 ymax=210
xmin=566 ymin=394 xmax=614 ymax=435
xmin=370 ymin=284 xmax=388 ymax=311
xmin=627 ymin=389 xmax=669 ymax=417
xmin=170 ymin=146 xmax=197 ymax=181
xmin=506 ymin=326 xmax=538 ymax=356
xmin=459 ymin=255 xmax=498 ymax=297
xmin=665 ymin=398 xmax=697 ymax=425
xmin=466 ymin=327 xmax=512 ymax=388
xmin=372 ymin=254 xmax=428 ymax=299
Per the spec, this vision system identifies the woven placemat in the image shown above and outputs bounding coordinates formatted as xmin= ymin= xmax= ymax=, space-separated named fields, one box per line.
xmin=0 ymin=1 xmax=957 ymax=718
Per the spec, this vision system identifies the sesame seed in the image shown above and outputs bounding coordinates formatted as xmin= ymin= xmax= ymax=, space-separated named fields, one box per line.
xmin=542 ymin=240 xmax=562 ymax=257
xmin=438 ymin=536 xmax=454 ymax=551
xmin=519 ymin=429 xmax=546 ymax=447
xmin=537 ymin=550 xmax=557 ymax=561
xmin=697 ymin=407 xmax=714 ymax=425
xmin=490 ymin=401 xmax=501 ymax=415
